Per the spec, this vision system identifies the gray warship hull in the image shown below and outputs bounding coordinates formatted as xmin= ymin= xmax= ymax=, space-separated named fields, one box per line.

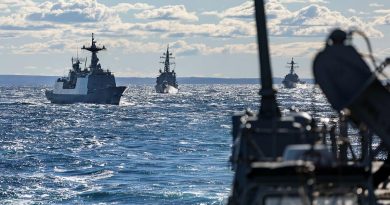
xmin=45 ymin=86 xmax=126 ymax=105
xmin=282 ymin=58 xmax=303 ymax=88
xmin=46 ymin=33 xmax=127 ymax=105
xmin=155 ymin=84 xmax=178 ymax=94
xmin=155 ymin=45 xmax=178 ymax=94
xmin=282 ymin=80 xmax=297 ymax=88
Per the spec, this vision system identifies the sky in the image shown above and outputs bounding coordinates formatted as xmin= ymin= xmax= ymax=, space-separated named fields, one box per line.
xmin=0 ymin=0 xmax=388 ymax=78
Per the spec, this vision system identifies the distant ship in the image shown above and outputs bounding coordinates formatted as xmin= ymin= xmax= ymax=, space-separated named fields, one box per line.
xmin=45 ymin=33 xmax=126 ymax=105
xmin=155 ymin=45 xmax=178 ymax=94
xmin=282 ymin=58 xmax=304 ymax=88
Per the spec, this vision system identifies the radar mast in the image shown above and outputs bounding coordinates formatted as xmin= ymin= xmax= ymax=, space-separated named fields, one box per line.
xmin=82 ymin=33 xmax=106 ymax=73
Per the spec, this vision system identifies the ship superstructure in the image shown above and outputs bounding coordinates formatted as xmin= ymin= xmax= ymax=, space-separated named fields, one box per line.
xmin=282 ymin=58 xmax=304 ymax=88
xmin=155 ymin=45 xmax=178 ymax=94
xmin=45 ymin=33 xmax=126 ymax=105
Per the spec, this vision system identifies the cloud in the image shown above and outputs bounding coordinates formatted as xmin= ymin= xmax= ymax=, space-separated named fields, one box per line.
xmin=166 ymin=19 xmax=255 ymax=38
xmin=135 ymin=5 xmax=198 ymax=22
xmin=111 ymin=3 xmax=154 ymax=13
xmin=0 ymin=0 xmax=35 ymax=7
xmin=376 ymin=48 xmax=390 ymax=59
xmin=10 ymin=39 xmax=79 ymax=54
xmin=269 ymin=41 xmax=323 ymax=57
xmin=0 ymin=13 xmax=57 ymax=34
xmin=127 ymin=19 xmax=255 ymax=39
xmin=26 ymin=0 xmax=121 ymax=23
xmin=0 ymin=0 xmax=383 ymax=45
xmin=374 ymin=13 xmax=390 ymax=25
xmin=170 ymin=40 xmax=323 ymax=58
xmin=266 ymin=0 xmax=292 ymax=20
xmin=369 ymin=3 xmax=384 ymax=7
xmin=202 ymin=1 xmax=383 ymax=38
xmin=103 ymin=39 xmax=162 ymax=53
xmin=374 ymin=9 xmax=390 ymax=14
xmin=45 ymin=38 xmax=254 ymax=56
xmin=10 ymin=38 xmax=163 ymax=55
xmin=272 ymin=3 xmax=382 ymax=37
xmin=203 ymin=1 xmax=253 ymax=19
xmin=0 ymin=4 xmax=11 ymax=13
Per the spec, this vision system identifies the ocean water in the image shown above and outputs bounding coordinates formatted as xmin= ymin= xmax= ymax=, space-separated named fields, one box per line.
xmin=0 ymin=84 xmax=334 ymax=204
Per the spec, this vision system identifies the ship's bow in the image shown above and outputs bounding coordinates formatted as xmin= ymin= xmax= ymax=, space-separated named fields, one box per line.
xmin=108 ymin=86 xmax=126 ymax=105
xmin=45 ymin=90 xmax=54 ymax=102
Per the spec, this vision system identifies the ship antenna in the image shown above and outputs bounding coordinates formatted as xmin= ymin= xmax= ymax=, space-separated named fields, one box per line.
xmin=290 ymin=57 xmax=295 ymax=74
xmin=164 ymin=44 xmax=170 ymax=73
xmin=255 ymin=0 xmax=280 ymax=118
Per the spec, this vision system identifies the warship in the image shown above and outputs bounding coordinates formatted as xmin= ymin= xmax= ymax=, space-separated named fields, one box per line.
xmin=45 ymin=33 xmax=126 ymax=105
xmin=282 ymin=58 xmax=304 ymax=88
xmin=155 ymin=45 xmax=178 ymax=94
xmin=228 ymin=0 xmax=390 ymax=204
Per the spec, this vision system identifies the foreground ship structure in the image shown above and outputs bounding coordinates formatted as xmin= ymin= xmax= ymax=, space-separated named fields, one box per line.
xmin=155 ymin=45 xmax=178 ymax=94
xmin=282 ymin=58 xmax=304 ymax=88
xmin=45 ymin=34 xmax=126 ymax=105
xmin=228 ymin=0 xmax=390 ymax=204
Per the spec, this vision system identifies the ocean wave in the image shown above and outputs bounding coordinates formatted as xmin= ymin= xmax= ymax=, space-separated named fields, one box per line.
xmin=0 ymin=84 xmax=336 ymax=204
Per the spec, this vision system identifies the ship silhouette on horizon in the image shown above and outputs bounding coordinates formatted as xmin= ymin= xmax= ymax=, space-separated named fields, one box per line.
xmin=155 ymin=45 xmax=178 ymax=94
xmin=282 ymin=58 xmax=305 ymax=88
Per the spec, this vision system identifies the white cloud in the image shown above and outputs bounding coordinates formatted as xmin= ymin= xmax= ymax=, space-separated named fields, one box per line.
xmin=134 ymin=5 xmax=198 ymax=22
xmin=374 ymin=9 xmax=390 ymax=14
xmin=26 ymin=0 xmax=121 ymax=23
xmin=0 ymin=0 xmax=35 ymax=7
xmin=10 ymin=38 xmax=163 ymax=55
xmin=169 ymin=19 xmax=254 ymax=38
xmin=127 ymin=19 xmax=255 ymax=39
xmin=266 ymin=0 xmax=293 ymax=21
xmin=103 ymin=39 xmax=162 ymax=53
xmin=203 ymin=1 xmax=253 ymax=19
xmin=171 ymin=40 xmax=324 ymax=58
xmin=0 ymin=0 xmax=385 ymax=58
xmin=0 ymin=1 xmax=151 ymax=39
xmin=202 ymin=1 xmax=382 ymax=37
xmin=0 ymin=13 xmax=57 ymax=35
xmin=376 ymin=48 xmax=390 ymax=59
xmin=10 ymin=39 xmax=79 ymax=54
xmin=167 ymin=40 xmax=257 ymax=56
xmin=369 ymin=3 xmax=384 ymax=7
xmin=374 ymin=13 xmax=390 ymax=25
xmin=10 ymin=37 xmax=322 ymax=58
xmin=273 ymin=3 xmax=382 ymax=37
xmin=0 ymin=4 xmax=11 ymax=13
xmin=112 ymin=3 xmax=154 ymax=13
xmin=269 ymin=41 xmax=323 ymax=57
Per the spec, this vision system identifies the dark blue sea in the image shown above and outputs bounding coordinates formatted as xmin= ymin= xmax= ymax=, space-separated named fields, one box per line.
xmin=0 ymin=84 xmax=334 ymax=204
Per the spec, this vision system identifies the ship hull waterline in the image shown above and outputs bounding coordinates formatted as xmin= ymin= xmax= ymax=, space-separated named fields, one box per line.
xmin=45 ymin=86 xmax=126 ymax=105
xmin=155 ymin=85 xmax=178 ymax=94
xmin=282 ymin=81 xmax=297 ymax=88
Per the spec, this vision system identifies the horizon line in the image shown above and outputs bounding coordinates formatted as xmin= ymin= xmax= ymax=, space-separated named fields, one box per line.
xmin=0 ymin=74 xmax=314 ymax=80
